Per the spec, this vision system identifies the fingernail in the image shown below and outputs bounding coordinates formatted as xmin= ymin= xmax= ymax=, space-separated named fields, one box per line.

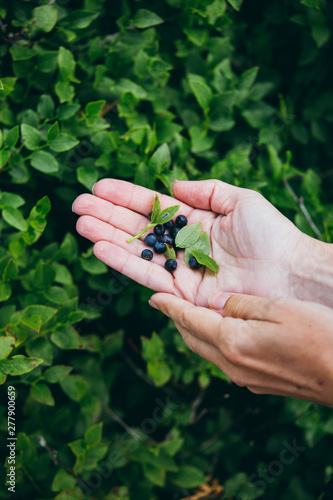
xmin=71 ymin=202 xmax=75 ymax=212
xmin=92 ymin=182 xmax=97 ymax=194
xmin=209 ymin=293 xmax=232 ymax=310
xmin=148 ymin=300 xmax=159 ymax=311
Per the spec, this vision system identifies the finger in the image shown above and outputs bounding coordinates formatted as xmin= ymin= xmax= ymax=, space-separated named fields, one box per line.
xmin=77 ymin=215 xmax=179 ymax=267
xmin=93 ymin=178 xmax=194 ymax=218
xmin=149 ymin=292 xmax=231 ymax=346
xmin=173 ymin=321 xmax=226 ymax=368
xmin=73 ymin=194 xmax=151 ymax=237
xmin=173 ymin=179 xmax=259 ymax=215
xmin=93 ymin=241 xmax=179 ymax=295
xmin=209 ymin=292 xmax=283 ymax=323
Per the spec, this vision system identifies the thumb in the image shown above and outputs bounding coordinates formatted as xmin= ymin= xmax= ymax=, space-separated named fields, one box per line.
xmin=173 ymin=179 xmax=257 ymax=215
xmin=209 ymin=292 xmax=282 ymax=322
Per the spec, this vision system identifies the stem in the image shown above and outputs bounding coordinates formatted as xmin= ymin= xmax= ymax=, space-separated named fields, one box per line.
xmin=126 ymin=223 xmax=155 ymax=242
xmin=283 ymin=178 xmax=322 ymax=239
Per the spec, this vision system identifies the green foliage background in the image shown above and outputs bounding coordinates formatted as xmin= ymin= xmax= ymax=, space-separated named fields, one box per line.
xmin=1 ymin=0 xmax=333 ymax=498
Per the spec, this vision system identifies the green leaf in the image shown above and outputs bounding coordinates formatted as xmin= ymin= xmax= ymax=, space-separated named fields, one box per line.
xmin=132 ymin=9 xmax=164 ymax=28
xmin=32 ymin=5 xmax=58 ymax=33
xmin=0 ymin=336 xmax=15 ymax=360
xmin=62 ymin=10 xmax=99 ymax=29
xmin=147 ymin=361 xmax=172 ymax=386
xmin=77 ymin=166 xmax=98 ymax=190
xmin=2 ymin=207 xmax=28 ymax=231
xmin=227 ymin=0 xmax=243 ymax=11
xmin=3 ymin=259 xmax=18 ymax=281
xmin=189 ymin=125 xmax=214 ymax=153
xmin=0 ymin=150 xmax=10 ymax=168
xmin=31 ymin=151 xmax=59 ymax=173
xmin=142 ymin=462 xmax=166 ymax=486
xmin=20 ymin=314 xmax=42 ymax=332
xmin=175 ymin=222 xmax=201 ymax=248
xmin=192 ymin=251 xmax=219 ymax=274
xmin=21 ymin=124 xmax=41 ymax=151
xmin=30 ymin=383 xmax=55 ymax=406
xmin=44 ymin=365 xmax=73 ymax=383
xmin=85 ymin=100 xmax=106 ymax=115
xmin=151 ymin=193 xmax=162 ymax=223
xmin=170 ymin=465 xmax=206 ymax=488
xmin=35 ymin=196 xmax=51 ymax=217
xmin=0 ymin=77 xmax=17 ymax=98
xmin=49 ymin=134 xmax=79 ymax=152
xmin=51 ymin=326 xmax=84 ymax=350
xmin=58 ymin=47 xmax=79 ymax=83
xmin=37 ymin=95 xmax=55 ymax=119
xmin=267 ymin=144 xmax=283 ymax=181
xmin=51 ymin=469 xmax=77 ymax=493
xmin=44 ymin=286 xmax=69 ymax=304
xmin=114 ymin=79 xmax=147 ymax=99
xmin=165 ymin=244 xmax=176 ymax=260
xmin=26 ymin=338 xmax=53 ymax=366
xmin=47 ymin=121 xmax=60 ymax=142
xmin=300 ymin=0 xmax=320 ymax=9
xmin=155 ymin=205 xmax=180 ymax=224
xmin=0 ymin=355 xmax=43 ymax=375
xmin=59 ymin=374 xmax=89 ymax=401
xmin=142 ymin=332 xmax=165 ymax=362
xmin=21 ymin=305 xmax=56 ymax=325
xmin=55 ymin=81 xmax=75 ymax=103
xmin=0 ymin=192 xmax=25 ymax=209
xmin=184 ymin=232 xmax=211 ymax=265
xmin=4 ymin=126 xmax=19 ymax=149
xmin=149 ymin=144 xmax=171 ymax=175
xmin=85 ymin=422 xmax=103 ymax=446
xmin=188 ymin=74 xmax=213 ymax=111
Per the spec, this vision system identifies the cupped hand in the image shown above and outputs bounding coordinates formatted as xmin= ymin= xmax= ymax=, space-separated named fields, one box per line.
xmin=148 ymin=291 xmax=333 ymax=407
xmin=72 ymin=179 xmax=306 ymax=307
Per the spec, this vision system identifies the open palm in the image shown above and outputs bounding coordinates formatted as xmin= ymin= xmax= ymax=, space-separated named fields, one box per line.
xmin=72 ymin=179 xmax=304 ymax=307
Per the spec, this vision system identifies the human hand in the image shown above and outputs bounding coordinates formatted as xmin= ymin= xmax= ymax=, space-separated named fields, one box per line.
xmin=72 ymin=178 xmax=312 ymax=307
xmin=148 ymin=291 xmax=333 ymax=408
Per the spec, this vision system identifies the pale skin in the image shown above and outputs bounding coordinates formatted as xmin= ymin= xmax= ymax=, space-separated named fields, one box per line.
xmin=72 ymin=178 xmax=333 ymax=407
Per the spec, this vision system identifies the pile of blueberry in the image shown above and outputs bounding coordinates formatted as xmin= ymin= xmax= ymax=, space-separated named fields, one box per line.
xmin=141 ymin=214 xmax=201 ymax=272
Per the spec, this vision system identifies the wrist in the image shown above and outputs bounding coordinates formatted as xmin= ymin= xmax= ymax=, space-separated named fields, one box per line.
xmin=289 ymin=234 xmax=333 ymax=308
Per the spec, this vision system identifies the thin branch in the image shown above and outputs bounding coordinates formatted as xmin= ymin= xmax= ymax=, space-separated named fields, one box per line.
xmin=100 ymin=401 xmax=142 ymax=440
xmin=283 ymin=178 xmax=322 ymax=239
xmin=189 ymin=388 xmax=207 ymax=424
xmin=36 ymin=435 xmax=82 ymax=482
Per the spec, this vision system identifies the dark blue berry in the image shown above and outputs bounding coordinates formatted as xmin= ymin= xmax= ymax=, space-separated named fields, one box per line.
xmin=164 ymin=219 xmax=175 ymax=230
xmin=175 ymin=215 xmax=187 ymax=228
xmin=154 ymin=224 xmax=165 ymax=237
xmin=145 ymin=233 xmax=158 ymax=247
xmin=165 ymin=259 xmax=177 ymax=272
xmin=170 ymin=226 xmax=180 ymax=239
xmin=189 ymin=256 xmax=202 ymax=269
xmin=160 ymin=234 xmax=174 ymax=246
xmin=153 ymin=241 xmax=167 ymax=254
xmin=141 ymin=249 xmax=153 ymax=261
xmin=147 ymin=211 xmax=153 ymax=220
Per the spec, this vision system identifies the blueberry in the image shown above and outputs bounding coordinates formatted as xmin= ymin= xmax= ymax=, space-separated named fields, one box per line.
xmin=141 ymin=249 xmax=153 ymax=261
xmin=160 ymin=234 xmax=174 ymax=246
xmin=147 ymin=211 xmax=153 ymax=220
xmin=175 ymin=215 xmax=187 ymax=228
xmin=165 ymin=259 xmax=178 ymax=272
xmin=169 ymin=226 xmax=180 ymax=239
xmin=153 ymin=241 xmax=167 ymax=254
xmin=154 ymin=224 xmax=165 ymax=237
xmin=164 ymin=219 xmax=175 ymax=230
xmin=189 ymin=256 xmax=202 ymax=269
xmin=145 ymin=233 xmax=158 ymax=247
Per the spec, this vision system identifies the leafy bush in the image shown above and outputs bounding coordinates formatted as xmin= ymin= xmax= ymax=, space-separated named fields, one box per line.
xmin=1 ymin=0 xmax=333 ymax=499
